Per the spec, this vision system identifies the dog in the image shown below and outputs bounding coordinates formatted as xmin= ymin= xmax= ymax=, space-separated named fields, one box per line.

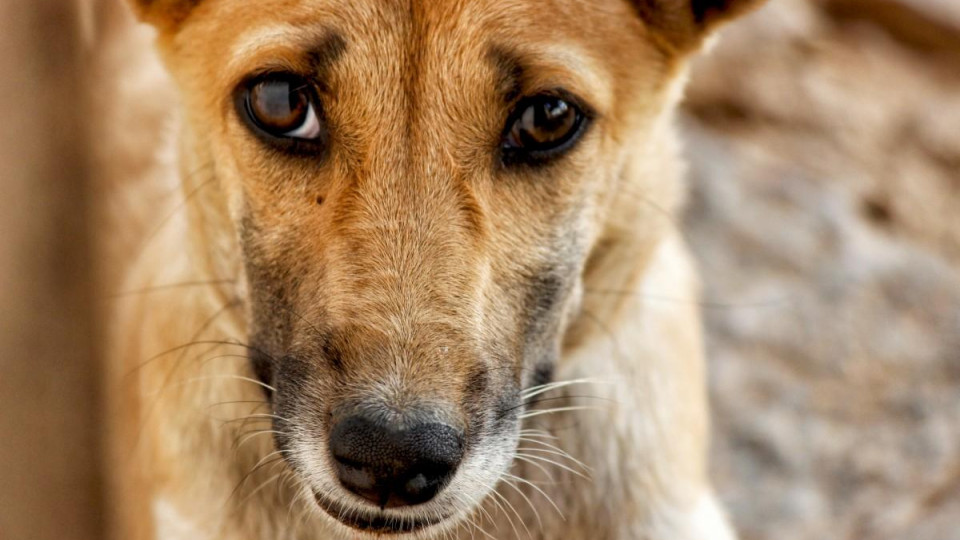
xmin=101 ymin=0 xmax=764 ymax=539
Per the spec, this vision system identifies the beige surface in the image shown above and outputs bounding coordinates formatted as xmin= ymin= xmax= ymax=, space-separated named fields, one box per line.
xmin=683 ymin=1 xmax=960 ymax=539
xmin=0 ymin=1 xmax=104 ymax=539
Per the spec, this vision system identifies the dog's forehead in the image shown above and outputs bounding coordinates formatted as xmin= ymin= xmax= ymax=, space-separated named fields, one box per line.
xmin=181 ymin=0 xmax=659 ymax=113
xmin=201 ymin=0 xmax=640 ymax=50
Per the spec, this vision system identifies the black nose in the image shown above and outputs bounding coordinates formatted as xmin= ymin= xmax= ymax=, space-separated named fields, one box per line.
xmin=329 ymin=415 xmax=464 ymax=509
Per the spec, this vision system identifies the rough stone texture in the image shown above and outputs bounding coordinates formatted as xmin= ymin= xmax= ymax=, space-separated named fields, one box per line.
xmin=681 ymin=1 xmax=960 ymax=539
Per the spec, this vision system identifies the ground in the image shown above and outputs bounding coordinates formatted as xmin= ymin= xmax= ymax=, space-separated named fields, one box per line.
xmin=682 ymin=1 xmax=960 ymax=538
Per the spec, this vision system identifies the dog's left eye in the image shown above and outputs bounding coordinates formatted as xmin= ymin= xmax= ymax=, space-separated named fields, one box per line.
xmin=240 ymin=74 xmax=322 ymax=142
xmin=502 ymin=94 xmax=587 ymax=164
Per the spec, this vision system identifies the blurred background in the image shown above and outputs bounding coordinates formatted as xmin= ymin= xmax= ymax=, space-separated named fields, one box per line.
xmin=0 ymin=0 xmax=957 ymax=539
xmin=0 ymin=1 xmax=103 ymax=540
xmin=682 ymin=1 xmax=960 ymax=539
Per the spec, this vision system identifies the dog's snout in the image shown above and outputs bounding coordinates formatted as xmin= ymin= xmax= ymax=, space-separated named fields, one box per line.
xmin=329 ymin=415 xmax=464 ymax=509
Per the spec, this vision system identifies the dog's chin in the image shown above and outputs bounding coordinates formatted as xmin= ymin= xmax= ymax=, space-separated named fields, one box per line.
xmin=313 ymin=492 xmax=458 ymax=537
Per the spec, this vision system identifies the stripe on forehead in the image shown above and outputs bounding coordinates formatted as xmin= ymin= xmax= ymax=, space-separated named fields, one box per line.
xmin=488 ymin=42 xmax=611 ymax=112
xmin=227 ymin=24 xmax=346 ymax=75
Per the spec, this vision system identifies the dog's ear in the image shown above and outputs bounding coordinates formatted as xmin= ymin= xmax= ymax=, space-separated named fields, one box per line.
xmin=634 ymin=0 xmax=766 ymax=53
xmin=127 ymin=0 xmax=201 ymax=31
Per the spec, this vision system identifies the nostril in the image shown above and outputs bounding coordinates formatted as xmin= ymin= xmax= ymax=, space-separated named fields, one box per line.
xmin=328 ymin=415 xmax=464 ymax=508
xmin=334 ymin=458 xmax=377 ymax=492
xmin=396 ymin=459 xmax=458 ymax=506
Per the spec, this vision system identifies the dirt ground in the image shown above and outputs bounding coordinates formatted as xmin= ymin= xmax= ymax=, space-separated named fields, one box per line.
xmin=682 ymin=1 xmax=960 ymax=538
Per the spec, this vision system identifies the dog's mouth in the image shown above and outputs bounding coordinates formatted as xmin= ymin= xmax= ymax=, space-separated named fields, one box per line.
xmin=313 ymin=491 xmax=452 ymax=535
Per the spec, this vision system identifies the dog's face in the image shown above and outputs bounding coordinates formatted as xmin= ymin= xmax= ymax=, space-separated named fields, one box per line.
xmin=137 ymin=0 xmax=760 ymax=535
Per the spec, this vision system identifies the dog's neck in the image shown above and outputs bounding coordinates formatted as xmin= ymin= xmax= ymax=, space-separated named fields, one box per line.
xmin=174 ymin=123 xmax=244 ymax=296
xmin=576 ymin=70 xmax=692 ymax=327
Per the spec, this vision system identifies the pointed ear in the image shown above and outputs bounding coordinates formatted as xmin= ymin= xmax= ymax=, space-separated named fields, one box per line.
xmin=633 ymin=0 xmax=767 ymax=54
xmin=127 ymin=0 xmax=202 ymax=31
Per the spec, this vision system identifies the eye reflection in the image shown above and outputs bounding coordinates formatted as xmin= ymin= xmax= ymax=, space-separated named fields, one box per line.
xmin=502 ymin=93 xmax=587 ymax=164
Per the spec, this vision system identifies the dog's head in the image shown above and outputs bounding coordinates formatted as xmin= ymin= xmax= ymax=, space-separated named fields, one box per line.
xmin=133 ymin=0 xmax=761 ymax=535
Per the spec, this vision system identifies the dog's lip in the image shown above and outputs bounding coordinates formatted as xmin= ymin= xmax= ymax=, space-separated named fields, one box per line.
xmin=313 ymin=491 xmax=450 ymax=534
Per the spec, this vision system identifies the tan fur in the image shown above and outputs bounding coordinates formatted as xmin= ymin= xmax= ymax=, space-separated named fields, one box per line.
xmin=97 ymin=0 xmax=764 ymax=539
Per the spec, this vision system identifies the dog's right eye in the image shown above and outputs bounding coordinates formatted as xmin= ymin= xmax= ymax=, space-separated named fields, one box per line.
xmin=238 ymin=74 xmax=323 ymax=146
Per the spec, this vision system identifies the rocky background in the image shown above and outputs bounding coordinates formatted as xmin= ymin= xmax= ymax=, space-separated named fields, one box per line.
xmin=681 ymin=1 xmax=960 ymax=539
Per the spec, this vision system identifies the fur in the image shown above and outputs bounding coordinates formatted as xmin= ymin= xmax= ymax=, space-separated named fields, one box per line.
xmin=96 ymin=0 xmax=764 ymax=539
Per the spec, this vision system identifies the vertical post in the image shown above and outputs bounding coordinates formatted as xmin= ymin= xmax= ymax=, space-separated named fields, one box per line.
xmin=0 ymin=1 xmax=104 ymax=539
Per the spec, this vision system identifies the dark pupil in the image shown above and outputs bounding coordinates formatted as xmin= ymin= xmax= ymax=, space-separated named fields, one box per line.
xmin=515 ymin=98 xmax=576 ymax=147
xmin=250 ymin=80 xmax=307 ymax=133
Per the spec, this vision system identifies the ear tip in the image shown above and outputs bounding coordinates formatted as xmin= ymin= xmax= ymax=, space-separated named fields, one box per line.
xmin=695 ymin=0 xmax=769 ymax=37
xmin=635 ymin=0 xmax=770 ymax=55
xmin=127 ymin=0 xmax=200 ymax=30
xmin=701 ymin=0 xmax=769 ymax=23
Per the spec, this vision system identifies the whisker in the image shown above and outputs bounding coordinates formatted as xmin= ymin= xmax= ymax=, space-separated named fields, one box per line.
xmin=270 ymin=302 xmax=328 ymax=344
xmin=518 ymin=395 xmax=614 ymax=414
xmin=516 ymin=438 xmax=592 ymax=472
xmin=459 ymin=507 xmax=485 ymax=540
xmin=579 ymin=308 xmax=628 ymax=363
xmin=232 ymin=402 xmax=271 ymax=435
xmin=219 ymin=413 xmax=292 ymax=425
xmin=511 ymin=454 xmax=556 ymax=482
xmin=500 ymin=477 xmax=543 ymax=529
xmin=487 ymin=482 xmax=528 ymax=540
xmin=198 ymin=353 xmax=260 ymax=367
xmin=517 ymin=428 xmax=559 ymax=440
xmin=287 ymin=480 xmax=315 ymax=536
xmin=456 ymin=492 xmax=497 ymax=540
xmin=518 ymin=405 xmax=598 ymax=419
xmin=273 ymin=468 xmax=294 ymax=502
xmin=131 ymin=300 xmax=245 ymax=452
xmin=521 ymin=378 xmax=602 ymax=400
xmin=501 ymin=471 xmax=564 ymax=519
xmin=470 ymin=514 xmax=496 ymax=540
xmin=107 ymin=278 xmax=236 ymax=299
xmin=233 ymin=429 xmax=281 ymax=451
xmin=129 ymin=336 xmax=268 ymax=380
xmin=497 ymin=394 xmax=612 ymax=423
xmin=247 ymin=450 xmax=286 ymax=476
xmin=127 ymin=304 xmax=244 ymax=404
xmin=449 ymin=506 xmax=474 ymax=540
xmin=206 ymin=399 xmax=269 ymax=410
xmin=234 ymin=466 xmax=287 ymax=511
xmin=226 ymin=452 xmax=287 ymax=508
xmin=147 ymin=374 xmax=276 ymax=396
xmin=216 ymin=416 xmax=271 ymax=427
xmin=516 ymin=451 xmax=590 ymax=480
xmin=524 ymin=395 xmax=613 ymax=406
xmin=581 ymin=288 xmax=792 ymax=311
xmin=129 ymin=171 xmax=216 ymax=265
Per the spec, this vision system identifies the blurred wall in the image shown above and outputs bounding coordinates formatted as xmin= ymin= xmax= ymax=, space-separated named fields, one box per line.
xmin=0 ymin=1 xmax=104 ymax=539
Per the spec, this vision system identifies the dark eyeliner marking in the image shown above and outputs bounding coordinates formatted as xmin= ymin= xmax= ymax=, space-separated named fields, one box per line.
xmin=306 ymin=31 xmax=348 ymax=85
xmin=488 ymin=46 xmax=525 ymax=104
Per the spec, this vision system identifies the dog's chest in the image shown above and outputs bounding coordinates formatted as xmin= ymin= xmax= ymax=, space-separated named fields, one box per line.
xmin=153 ymin=497 xmax=204 ymax=540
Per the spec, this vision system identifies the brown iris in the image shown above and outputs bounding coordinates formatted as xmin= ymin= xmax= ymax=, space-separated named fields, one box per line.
xmin=243 ymin=75 xmax=318 ymax=139
xmin=503 ymin=95 xmax=584 ymax=160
